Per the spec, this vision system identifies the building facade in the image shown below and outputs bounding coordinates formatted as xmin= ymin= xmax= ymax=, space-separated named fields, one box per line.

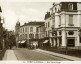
xmin=26 ymin=22 xmax=44 ymax=48
xmin=19 ymin=23 xmax=28 ymax=47
xmin=37 ymin=23 xmax=45 ymax=47
xmin=45 ymin=2 xmax=81 ymax=48
xmin=45 ymin=11 xmax=55 ymax=47
xmin=18 ymin=21 xmax=44 ymax=48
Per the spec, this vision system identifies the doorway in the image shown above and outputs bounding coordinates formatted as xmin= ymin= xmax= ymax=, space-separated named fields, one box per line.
xmin=67 ymin=39 xmax=75 ymax=47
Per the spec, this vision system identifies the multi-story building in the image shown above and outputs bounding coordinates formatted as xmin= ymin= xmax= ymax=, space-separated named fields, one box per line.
xmin=45 ymin=2 xmax=81 ymax=48
xmin=37 ymin=23 xmax=45 ymax=47
xmin=44 ymin=11 xmax=55 ymax=47
xmin=19 ymin=21 xmax=44 ymax=47
xmin=26 ymin=22 xmax=44 ymax=47
xmin=19 ymin=23 xmax=28 ymax=47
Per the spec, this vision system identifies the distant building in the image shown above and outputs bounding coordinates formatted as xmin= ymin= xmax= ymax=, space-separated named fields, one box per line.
xmin=15 ymin=20 xmax=20 ymax=47
xmin=9 ymin=30 xmax=15 ymax=36
xmin=18 ymin=21 xmax=44 ymax=48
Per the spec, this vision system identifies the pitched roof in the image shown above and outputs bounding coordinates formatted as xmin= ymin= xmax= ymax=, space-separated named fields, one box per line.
xmin=20 ymin=21 xmax=44 ymax=27
xmin=26 ymin=22 xmax=44 ymax=25
xmin=38 ymin=23 xmax=45 ymax=28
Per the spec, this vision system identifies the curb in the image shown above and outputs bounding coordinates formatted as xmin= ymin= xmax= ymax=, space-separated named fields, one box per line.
xmin=35 ymin=49 xmax=81 ymax=61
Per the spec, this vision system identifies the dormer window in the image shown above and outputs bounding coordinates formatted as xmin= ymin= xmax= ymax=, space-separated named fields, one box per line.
xmin=68 ymin=3 xmax=73 ymax=10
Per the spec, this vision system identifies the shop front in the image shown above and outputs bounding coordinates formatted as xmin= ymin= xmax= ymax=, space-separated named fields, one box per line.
xmin=29 ymin=39 xmax=39 ymax=49
xmin=67 ymin=38 xmax=75 ymax=47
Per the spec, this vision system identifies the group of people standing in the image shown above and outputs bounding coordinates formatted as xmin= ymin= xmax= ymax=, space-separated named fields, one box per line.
xmin=28 ymin=43 xmax=38 ymax=49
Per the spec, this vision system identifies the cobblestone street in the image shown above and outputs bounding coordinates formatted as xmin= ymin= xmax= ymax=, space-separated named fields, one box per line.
xmin=13 ymin=48 xmax=68 ymax=61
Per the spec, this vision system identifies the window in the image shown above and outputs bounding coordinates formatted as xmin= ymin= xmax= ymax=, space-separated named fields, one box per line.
xmin=55 ymin=31 xmax=57 ymax=35
xmin=46 ymin=23 xmax=47 ymax=27
xmin=24 ymin=34 xmax=25 ymax=39
xmin=59 ymin=31 xmax=61 ymax=35
xmin=29 ymin=34 xmax=34 ymax=38
xmin=68 ymin=31 xmax=74 ymax=35
xmin=29 ymin=34 xmax=32 ymax=38
xmin=46 ymin=31 xmax=47 ymax=37
xmin=59 ymin=16 xmax=61 ymax=26
xmin=30 ymin=27 xmax=33 ymax=32
xmin=48 ymin=30 xmax=50 ymax=37
xmin=69 ymin=15 xmax=74 ymax=26
xmin=25 ymin=34 xmax=27 ymax=39
xmin=23 ymin=34 xmax=24 ymax=39
xmin=79 ymin=37 xmax=81 ymax=43
xmin=48 ymin=22 xmax=50 ymax=27
xmin=25 ymin=27 xmax=27 ymax=32
xmin=52 ymin=33 xmax=54 ymax=36
xmin=68 ymin=3 xmax=73 ymax=10
xmin=20 ymin=29 xmax=22 ymax=33
xmin=23 ymin=28 xmax=24 ymax=32
xmin=36 ymin=28 xmax=39 ymax=32
xmin=35 ymin=34 xmax=39 ymax=39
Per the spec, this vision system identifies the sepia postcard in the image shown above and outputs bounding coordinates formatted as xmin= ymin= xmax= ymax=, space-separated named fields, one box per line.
xmin=0 ymin=0 xmax=81 ymax=64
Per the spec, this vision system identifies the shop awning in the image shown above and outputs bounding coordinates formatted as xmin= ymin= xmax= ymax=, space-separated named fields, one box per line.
xmin=43 ymin=40 xmax=48 ymax=43
xmin=21 ymin=40 xmax=26 ymax=43
xmin=18 ymin=41 xmax=21 ymax=43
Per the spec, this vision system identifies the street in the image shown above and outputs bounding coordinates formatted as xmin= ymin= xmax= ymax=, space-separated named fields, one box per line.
xmin=13 ymin=48 xmax=68 ymax=61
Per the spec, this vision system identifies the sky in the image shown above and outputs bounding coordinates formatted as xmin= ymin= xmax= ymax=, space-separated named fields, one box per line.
xmin=0 ymin=1 xmax=53 ymax=31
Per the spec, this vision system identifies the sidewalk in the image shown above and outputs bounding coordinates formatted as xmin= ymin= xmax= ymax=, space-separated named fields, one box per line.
xmin=2 ymin=50 xmax=18 ymax=61
xmin=35 ymin=49 xmax=81 ymax=61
